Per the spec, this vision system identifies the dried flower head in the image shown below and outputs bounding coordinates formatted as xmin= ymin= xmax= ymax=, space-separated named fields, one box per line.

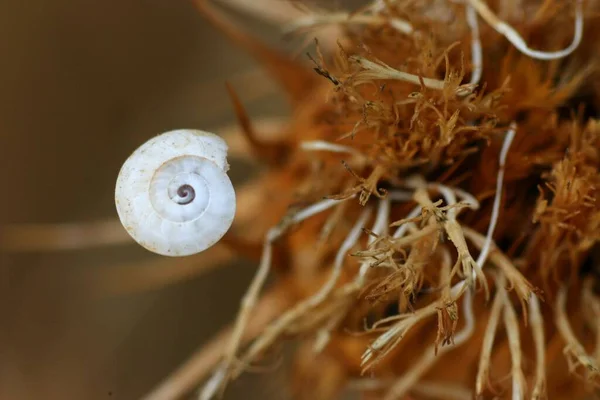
xmin=164 ymin=0 xmax=600 ymax=399
xmin=6 ymin=0 xmax=596 ymax=399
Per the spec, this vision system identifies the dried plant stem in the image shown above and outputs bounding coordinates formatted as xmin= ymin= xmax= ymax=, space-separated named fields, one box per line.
xmin=227 ymin=207 xmax=372 ymax=379
xmin=450 ymin=124 xmax=517 ymax=297
xmin=364 ymin=158 xmax=509 ymax=372
xmin=318 ymin=198 xmax=350 ymax=245
xmin=192 ymin=0 xmax=318 ymax=104
xmin=94 ymin=244 xmax=234 ymax=295
xmin=528 ymin=293 xmax=546 ymax=399
xmin=391 ymin=181 xmax=478 ymax=243
xmin=214 ymin=0 xmax=302 ymax=24
xmin=383 ymin=289 xmax=476 ymax=400
xmin=314 ymin=198 xmax=392 ymax=352
xmin=226 ymin=83 xmax=286 ymax=165
xmin=351 ymin=56 xmax=447 ymax=90
xmin=300 ymin=140 xmax=366 ymax=159
xmin=357 ymin=198 xmax=391 ymax=282
xmin=201 ymin=197 xmax=354 ymax=399
xmin=206 ymin=238 xmax=273 ymax=397
xmin=143 ymin=285 xmax=292 ymax=400
xmin=555 ymin=285 xmax=600 ymax=378
xmin=361 ymin=300 xmax=441 ymax=370
xmin=286 ymin=9 xmax=413 ymax=34
xmin=466 ymin=0 xmax=583 ymax=60
xmin=308 ymin=207 xmax=372 ymax=303
xmin=388 ymin=190 xmax=414 ymax=203
xmin=430 ymin=183 xmax=480 ymax=211
xmin=453 ymin=288 xmax=477 ymax=342
xmin=436 ymin=248 xmax=456 ymax=354
xmin=414 ymin=186 xmax=487 ymax=295
xmin=391 ymin=223 xmax=439 ymax=250
xmin=582 ymin=279 xmax=600 ymax=364
xmin=231 ymin=198 xmax=388 ymax=366
xmin=476 ymin=274 xmax=506 ymax=395
xmin=382 ymin=123 xmax=522 ymax=398
xmin=476 ymin=123 xmax=516 ymax=269
xmin=220 ymin=116 xmax=289 ymax=161
xmin=502 ymin=289 xmax=526 ymax=400
xmin=313 ymin=300 xmax=351 ymax=353
xmin=403 ymin=177 xmax=481 ymax=211
xmin=0 ymin=219 xmax=130 ymax=252
xmin=465 ymin=4 xmax=482 ymax=85
xmin=203 ymin=199 xmax=345 ymax=398
xmin=382 ymin=347 xmax=442 ymax=400
xmin=391 ymin=204 xmax=422 ymax=239
xmin=462 ymin=226 xmax=535 ymax=310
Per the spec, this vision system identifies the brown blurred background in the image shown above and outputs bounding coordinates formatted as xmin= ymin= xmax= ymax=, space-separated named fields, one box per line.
xmin=0 ymin=1 xmax=298 ymax=399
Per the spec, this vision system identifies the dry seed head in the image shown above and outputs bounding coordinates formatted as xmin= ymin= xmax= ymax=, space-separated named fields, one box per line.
xmin=129 ymin=1 xmax=600 ymax=399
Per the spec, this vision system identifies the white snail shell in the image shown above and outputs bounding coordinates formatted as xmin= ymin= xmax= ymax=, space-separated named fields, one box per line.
xmin=115 ymin=129 xmax=236 ymax=257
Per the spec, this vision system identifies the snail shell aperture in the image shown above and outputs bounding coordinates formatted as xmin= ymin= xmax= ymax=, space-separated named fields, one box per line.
xmin=115 ymin=129 xmax=236 ymax=256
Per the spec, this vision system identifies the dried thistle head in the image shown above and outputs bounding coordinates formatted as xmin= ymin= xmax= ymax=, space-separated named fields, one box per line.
xmin=123 ymin=0 xmax=600 ymax=399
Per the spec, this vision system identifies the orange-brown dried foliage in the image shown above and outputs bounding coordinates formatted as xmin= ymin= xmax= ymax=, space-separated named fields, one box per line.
xmin=193 ymin=0 xmax=600 ymax=399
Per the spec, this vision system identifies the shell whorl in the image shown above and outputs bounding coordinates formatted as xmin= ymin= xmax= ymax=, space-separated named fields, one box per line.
xmin=115 ymin=129 xmax=236 ymax=257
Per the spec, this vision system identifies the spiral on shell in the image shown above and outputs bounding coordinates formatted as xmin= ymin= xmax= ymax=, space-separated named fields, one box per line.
xmin=115 ymin=129 xmax=236 ymax=256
